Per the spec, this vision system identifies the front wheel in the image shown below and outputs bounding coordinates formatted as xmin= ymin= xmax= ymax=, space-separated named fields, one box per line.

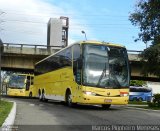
xmin=29 ymin=92 xmax=32 ymax=98
xmin=42 ymin=92 xmax=48 ymax=102
xmin=38 ymin=90 xmax=42 ymax=101
xmin=102 ymin=104 xmax=111 ymax=109
xmin=66 ymin=91 xmax=73 ymax=107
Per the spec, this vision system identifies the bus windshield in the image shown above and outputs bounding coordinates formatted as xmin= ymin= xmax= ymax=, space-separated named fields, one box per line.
xmin=82 ymin=44 xmax=129 ymax=88
xmin=8 ymin=75 xmax=26 ymax=89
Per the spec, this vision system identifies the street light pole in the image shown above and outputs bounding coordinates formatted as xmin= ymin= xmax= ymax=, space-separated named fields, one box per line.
xmin=81 ymin=30 xmax=87 ymax=41
xmin=0 ymin=39 xmax=3 ymax=100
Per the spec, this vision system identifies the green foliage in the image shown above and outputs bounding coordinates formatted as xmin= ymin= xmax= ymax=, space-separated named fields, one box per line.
xmin=130 ymin=80 xmax=145 ymax=86
xmin=129 ymin=0 xmax=160 ymax=45
xmin=141 ymin=44 xmax=160 ymax=77
xmin=148 ymin=94 xmax=160 ymax=107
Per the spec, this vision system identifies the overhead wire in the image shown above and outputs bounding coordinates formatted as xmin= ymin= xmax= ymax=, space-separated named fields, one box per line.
xmin=2 ymin=19 xmax=134 ymax=27
xmin=1 ymin=9 xmax=129 ymax=17
xmin=0 ymin=10 xmax=138 ymax=39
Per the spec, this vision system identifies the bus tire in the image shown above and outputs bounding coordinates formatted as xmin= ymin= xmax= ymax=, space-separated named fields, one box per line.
xmin=39 ymin=89 xmax=42 ymax=101
xmin=102 ymin=104 xmax=111 ymax=109
xmin=42 ymin=91 xmax=48 ymax=102
xmin=66 ymin=90 xmax=73 ymax=107
xmin=29 ymin=92 xmax=32 ymax=98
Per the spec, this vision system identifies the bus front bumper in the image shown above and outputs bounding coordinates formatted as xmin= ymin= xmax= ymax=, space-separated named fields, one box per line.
xmin=77 ymin=95 xmax=129 ymax=105
xmin=7 ymin=90 xmax=26 ymax=97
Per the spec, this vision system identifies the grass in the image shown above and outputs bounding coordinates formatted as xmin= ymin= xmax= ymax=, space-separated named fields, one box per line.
xmin=128 ymin=101 xmax=148 ymax=105
xmin=0 ymin=100 xmax=13 ymax=126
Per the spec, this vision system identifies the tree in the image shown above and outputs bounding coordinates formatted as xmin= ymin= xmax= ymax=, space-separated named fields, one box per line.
xmin=1 ymin=71 xmax=14 ymax=95
xmin=0 ymin=39 xmax=3 ymax=99
xmin=129 ymin=0 xmax=160 ymax=45
xmin=141 ymin=44 xmax=160 ymax=77
xmin=130 ymin=80 xmax=146 ymax=86
xmin=129 ymin=0 xmax=160 ymax=77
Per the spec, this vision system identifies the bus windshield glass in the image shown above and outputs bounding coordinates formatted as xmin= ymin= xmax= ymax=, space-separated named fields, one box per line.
xmin=82 ymin=44 xmax=129 ymax=88
xmin=8 ymin=75 xmax=26 ymax=88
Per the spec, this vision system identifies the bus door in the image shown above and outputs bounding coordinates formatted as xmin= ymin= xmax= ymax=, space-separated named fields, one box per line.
xmin=73 ymin=44 xmax=82 ymax=100
xmin=26 ymin=76 xmax=31 ymax=91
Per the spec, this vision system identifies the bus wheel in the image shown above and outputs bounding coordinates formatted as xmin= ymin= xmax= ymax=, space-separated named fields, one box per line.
xmin=42 ymin=92 xmax=48 ymax=102
xmin=39 ymin=90 xmax=42 ymax=101
xmin=66 ymin=90 xmax=73 ymax=107
xmin=29 ymin=92 xmax=32 ymax=98
xmin=102 ymin=104 xmax=111 ymax=109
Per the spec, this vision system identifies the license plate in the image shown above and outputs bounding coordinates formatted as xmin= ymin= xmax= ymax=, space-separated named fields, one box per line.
xmin=104 ymin=99 xmax=112 ymax=103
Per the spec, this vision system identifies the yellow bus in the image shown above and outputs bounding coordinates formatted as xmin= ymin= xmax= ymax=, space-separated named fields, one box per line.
xmin=34 ymin=41 xmax=130 ymax=108
xmin=7 ymin=74 xmax=36 ymax=97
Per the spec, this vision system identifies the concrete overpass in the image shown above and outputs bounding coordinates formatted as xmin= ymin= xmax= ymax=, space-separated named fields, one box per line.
xmin=1 ymin=43 xmax=160 ymax=81
xmin=1 ymin=43 xmax=61 ymax=72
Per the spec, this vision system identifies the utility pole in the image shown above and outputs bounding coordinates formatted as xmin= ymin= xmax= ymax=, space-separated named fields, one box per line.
xmin=0 ymin=11 xmax=5 ymax=100
xmin=0 ymin=10 xmax=5 ymax=101
xmin=0 ymin=10 xmax=5 ymax=32
xmin=0 ymin=39 xmax=3 ymax=100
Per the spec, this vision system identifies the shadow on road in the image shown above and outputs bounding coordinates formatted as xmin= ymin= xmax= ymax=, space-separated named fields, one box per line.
xmin=3 ymin=95 xmax=122 ymax=111
xmin=46 ymin=99 xmax=121 ymax=111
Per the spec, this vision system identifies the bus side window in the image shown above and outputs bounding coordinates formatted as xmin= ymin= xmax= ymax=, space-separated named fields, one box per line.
xmin=31 ymin=77 xmax=34 ymax=85
xmin=26 ymin=76 xmax=30 ymax=91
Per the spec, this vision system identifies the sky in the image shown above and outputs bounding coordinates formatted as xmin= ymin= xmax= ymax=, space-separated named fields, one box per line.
xmin=0 ymin=0 xmax=147 ymax=50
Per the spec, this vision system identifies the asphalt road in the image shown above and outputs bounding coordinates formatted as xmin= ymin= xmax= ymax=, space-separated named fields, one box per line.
xmin=3 ymin=96 xmax=160 ymax=131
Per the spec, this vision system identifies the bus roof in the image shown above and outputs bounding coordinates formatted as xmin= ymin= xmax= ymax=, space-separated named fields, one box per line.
xmin=78 ymin=40 xmax=125 ymax=48
xmin=35 ymin=40 xmax=125 ymax=65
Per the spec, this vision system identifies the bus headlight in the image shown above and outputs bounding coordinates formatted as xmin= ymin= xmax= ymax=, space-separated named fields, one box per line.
xmin=83 ymin=91 xmax=96 ymax=96
xmin=120 ymin=92 xmax=129 ymax=97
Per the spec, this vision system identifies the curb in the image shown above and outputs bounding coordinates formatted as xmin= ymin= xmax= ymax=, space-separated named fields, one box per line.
xmin=1 ymin=101 xmax=16 ymax=131
xmin=126 ymin=106 xmax=160 ymax=112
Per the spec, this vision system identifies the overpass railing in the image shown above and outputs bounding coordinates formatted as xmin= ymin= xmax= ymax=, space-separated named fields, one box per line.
xmin=127 ymin=50 xmax=142 ymax=54
xmin=127 ymin=50 xmax=143 ymax=61
xmin=3 ymin=43 xmax=64 ymax=55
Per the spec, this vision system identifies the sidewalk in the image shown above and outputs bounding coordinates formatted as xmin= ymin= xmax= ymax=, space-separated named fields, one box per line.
xmin=126 ymin=104 xmax=160 ymax=112
xmin=127 ymin=104 xmax=148 ymax=107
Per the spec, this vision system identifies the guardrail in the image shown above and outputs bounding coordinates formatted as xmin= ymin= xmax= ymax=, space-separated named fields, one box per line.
xmin=3 ymin=43 xmax=64 ymax=49
xmin=2 ymin=43 xmax=64 ymax=55
xmin=127 ymin=50 xmax=142 ymax=53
